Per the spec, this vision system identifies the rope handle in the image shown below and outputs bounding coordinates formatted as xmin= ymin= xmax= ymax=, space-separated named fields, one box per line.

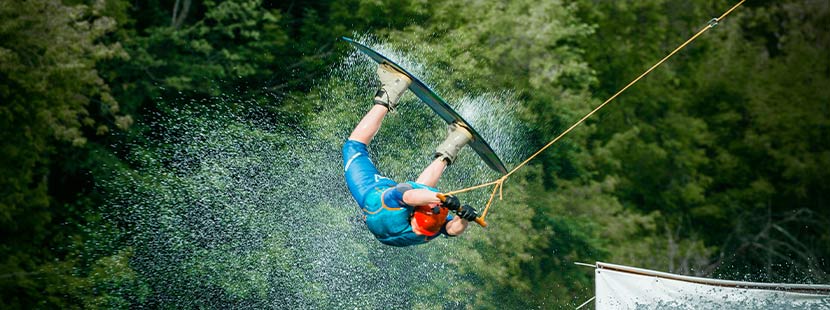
xmin=436 ymin=193 xmax=488 ymax=228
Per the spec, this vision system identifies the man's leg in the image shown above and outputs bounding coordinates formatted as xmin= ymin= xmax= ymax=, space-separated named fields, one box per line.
xmin=348 ymin=105 xmax=389 ymax=145
xmin=415 ymin=158 xmax=447 ymax=188
xmin=416 ymin=123 xmax=473 ymax=187
xmin=348 ymin=63 xmax=412 ymax=145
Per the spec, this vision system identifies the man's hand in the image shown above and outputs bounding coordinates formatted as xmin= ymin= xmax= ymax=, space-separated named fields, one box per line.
xmin=442 ymin=195 xmax=461 ymax=211
xmin=457 ymin=205 xmax=478 ymax=221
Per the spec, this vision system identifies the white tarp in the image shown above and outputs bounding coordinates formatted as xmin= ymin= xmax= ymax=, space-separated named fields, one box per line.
xmin=594 ymin=262 xmax=830 ymax=310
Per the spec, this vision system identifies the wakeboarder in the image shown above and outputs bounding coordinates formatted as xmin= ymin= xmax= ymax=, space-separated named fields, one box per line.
xmin=342 ymin=63 xmax=478 ymax=247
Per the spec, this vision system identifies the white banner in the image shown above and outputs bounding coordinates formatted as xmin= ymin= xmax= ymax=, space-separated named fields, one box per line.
xmin=594 ymin=262 xmax=830 ymax=309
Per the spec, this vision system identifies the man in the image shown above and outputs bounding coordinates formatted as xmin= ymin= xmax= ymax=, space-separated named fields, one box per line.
xmin=342 ymin=63 xmax=479 ymax=247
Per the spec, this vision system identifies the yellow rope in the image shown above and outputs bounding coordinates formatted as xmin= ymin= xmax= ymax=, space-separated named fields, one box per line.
xmin=443 ymin=0 xmax=747 ymax=220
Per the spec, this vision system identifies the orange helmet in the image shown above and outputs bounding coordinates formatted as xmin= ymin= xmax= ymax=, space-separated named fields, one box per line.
xmin=412 ymin=203 xmax=449 ymax=236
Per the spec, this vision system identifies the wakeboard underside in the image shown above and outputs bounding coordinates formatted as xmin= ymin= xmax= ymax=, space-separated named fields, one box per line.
xmin=343 ymin=37 xmax=508 ymax=175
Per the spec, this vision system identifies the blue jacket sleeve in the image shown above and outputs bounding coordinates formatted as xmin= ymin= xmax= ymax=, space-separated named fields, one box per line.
xmin=382 ymin=183 xmax=415 ymax=210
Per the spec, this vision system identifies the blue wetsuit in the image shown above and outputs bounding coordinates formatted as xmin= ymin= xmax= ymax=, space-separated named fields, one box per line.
xmin=342 ymin=139 xmax=453 ymax=247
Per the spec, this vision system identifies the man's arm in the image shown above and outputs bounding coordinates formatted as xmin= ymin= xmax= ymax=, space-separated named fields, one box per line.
xmin=445 ymin=217 xmax=469 ymax=236
xmin=401 ymin=189 xmax=442 ymax=206
xmin=446 ymin=204 xmax=478 ymax=235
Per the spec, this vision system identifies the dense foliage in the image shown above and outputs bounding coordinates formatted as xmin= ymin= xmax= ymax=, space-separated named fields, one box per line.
xmin=1 ymin=0 xmax=827 ymax=308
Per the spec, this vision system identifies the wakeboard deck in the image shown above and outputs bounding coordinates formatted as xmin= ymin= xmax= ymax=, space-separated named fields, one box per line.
xmin=343 ymin=37 xmax=508 ymax=175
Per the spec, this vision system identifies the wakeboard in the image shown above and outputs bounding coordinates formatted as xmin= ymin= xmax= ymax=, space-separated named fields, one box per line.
xmin=342 ymin=37 xmax=508 ymax=175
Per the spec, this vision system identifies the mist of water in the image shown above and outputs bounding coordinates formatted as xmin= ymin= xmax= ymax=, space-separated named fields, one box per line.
xmin=99 ymin=35 xmax=528 ymax=308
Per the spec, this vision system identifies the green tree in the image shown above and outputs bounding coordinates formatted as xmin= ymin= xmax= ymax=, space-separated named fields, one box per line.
xmin=573 ymin=0 xmax=829 ymax=281
xmin=0 ymin=0 xmax=131 ymax=307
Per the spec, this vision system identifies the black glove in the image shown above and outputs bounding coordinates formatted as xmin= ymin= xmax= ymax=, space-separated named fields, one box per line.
xmin=456 ymin=205 xmax=478 ymax=221
xmin=442 ymin=195 xmax=461 ymax=211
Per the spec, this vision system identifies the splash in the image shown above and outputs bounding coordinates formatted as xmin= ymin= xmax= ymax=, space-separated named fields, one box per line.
xmin=98 ymin=36 xmax=528 ymax=308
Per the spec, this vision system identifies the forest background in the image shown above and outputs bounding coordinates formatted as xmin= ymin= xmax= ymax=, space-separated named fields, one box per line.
xmin=1 ymin=0 xmax=828 ymax=308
